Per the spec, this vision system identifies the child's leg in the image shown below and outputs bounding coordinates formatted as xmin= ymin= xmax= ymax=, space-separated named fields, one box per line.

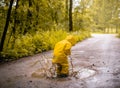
xmin=61 ymin=63 xmax=69 ymax=76
xmin=57 ymin=64 xmax=62 ymax=76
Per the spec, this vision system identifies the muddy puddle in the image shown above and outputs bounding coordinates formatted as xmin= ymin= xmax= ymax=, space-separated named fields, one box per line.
xmin=31 ymin=68 xmax=97 ymax=80
xmin=76 ymin=68 xmax=96 ymax=79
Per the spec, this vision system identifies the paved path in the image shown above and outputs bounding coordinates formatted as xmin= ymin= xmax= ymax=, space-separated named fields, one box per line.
xmin=0 ymin=34 xmax=120 ymax=88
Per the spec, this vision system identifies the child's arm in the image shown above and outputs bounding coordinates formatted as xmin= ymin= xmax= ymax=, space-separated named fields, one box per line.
xmin=64 ymin=43 xmax=72 ymax=55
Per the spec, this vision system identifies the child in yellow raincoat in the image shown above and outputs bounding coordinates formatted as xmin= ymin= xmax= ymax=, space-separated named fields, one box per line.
xmin=52 ymin=35 xmax=76 ymax=78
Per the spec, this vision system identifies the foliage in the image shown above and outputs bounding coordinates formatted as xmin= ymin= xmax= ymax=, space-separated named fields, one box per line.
xmin=0 ymin=0 xmax=92 ymax=61
xmin=1 ymin=30 xmax=91 ymax=61
xmin=0 ymin=6 xmax=7 ymax=40
xmin=73 ymin=13 xmax=92 ymax=31
xmin=90 ymin=0 xmax=120 ymax=33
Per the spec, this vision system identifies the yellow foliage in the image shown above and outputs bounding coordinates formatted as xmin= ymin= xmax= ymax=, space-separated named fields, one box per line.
xmin=1 ymin=30 xmax=91 ymax=60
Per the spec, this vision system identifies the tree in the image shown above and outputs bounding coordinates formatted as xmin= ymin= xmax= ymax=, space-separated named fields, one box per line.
xmin=0 ymin=0 xmax=14 ymax=52
xmin=72 ymin=0 xmax=92 ymax=31
xmin=69 ymin=0 xmax=73 ymax=31
xmin=90 ymin=0 xmax=120 ymax=33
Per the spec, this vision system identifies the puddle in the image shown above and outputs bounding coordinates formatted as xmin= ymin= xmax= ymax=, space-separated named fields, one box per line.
xmin=76 ymin=68 xmax=96 ymax=79
xmin=31 ymin=72 xmax=45 ymax=78
xmin=31 ymin=67 xmax=96 ymax=80
xmin=31 ymin=69 xmax=45 ymax=78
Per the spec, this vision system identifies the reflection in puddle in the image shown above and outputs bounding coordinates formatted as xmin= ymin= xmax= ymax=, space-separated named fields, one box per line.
xmin=31 ymin=68 xmax=96 ymax=80
xmin=31 ymin=72 xmax=45 ymax=78
xmin=76 ymin=68 xmax=96 ymax=79
xmin=31 ymin=69 xmax=45 ymax=78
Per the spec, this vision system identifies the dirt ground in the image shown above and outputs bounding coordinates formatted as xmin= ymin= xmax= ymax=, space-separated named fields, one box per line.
xmin=0 ymin=34 xmax=120 ymax=88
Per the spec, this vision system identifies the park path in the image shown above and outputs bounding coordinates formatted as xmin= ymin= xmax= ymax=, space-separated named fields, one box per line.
xmin=0 ymin=34 xmax=120 ymax=88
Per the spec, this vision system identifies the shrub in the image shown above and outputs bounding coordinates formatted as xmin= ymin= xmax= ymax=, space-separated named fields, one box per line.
xmin=1 ymin=30 xmax=91 ymax=61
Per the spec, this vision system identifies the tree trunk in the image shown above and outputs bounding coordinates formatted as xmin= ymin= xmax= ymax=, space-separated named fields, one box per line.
xmin=69 ymin=0 xmax=73 ymax=31
xmin=23 ymin=0 xmax=32 ymax=34
xmin=12 ymin=0 xmax=19 ymax=35
xmin=0 ymin=0 xmax=14 ymax=52
xmin=9 ymin=0 xmax=19 ymax=48
xmin=66 ymin=0 xmax=68 ymax=20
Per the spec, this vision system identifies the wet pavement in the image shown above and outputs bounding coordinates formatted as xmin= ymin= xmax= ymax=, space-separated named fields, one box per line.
xmin=0 ymin=34 xmax=120 ymax=88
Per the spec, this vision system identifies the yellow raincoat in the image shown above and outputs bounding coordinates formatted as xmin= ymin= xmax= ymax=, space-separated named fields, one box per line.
xmin=52 ymin=35 xmax=76 ymax=76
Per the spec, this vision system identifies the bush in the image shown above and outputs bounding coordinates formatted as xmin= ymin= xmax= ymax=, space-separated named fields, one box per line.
xmin=1 ymin=30 xmax=91 ymax=61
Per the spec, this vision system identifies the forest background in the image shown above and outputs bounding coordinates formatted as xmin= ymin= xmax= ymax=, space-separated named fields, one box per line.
xmin=0 ymin=0 xmax=120 ymax=61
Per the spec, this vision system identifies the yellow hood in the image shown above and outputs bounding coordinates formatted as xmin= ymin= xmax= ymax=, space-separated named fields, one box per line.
xmin=65 ymin=35 xmax=76 ymax=46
